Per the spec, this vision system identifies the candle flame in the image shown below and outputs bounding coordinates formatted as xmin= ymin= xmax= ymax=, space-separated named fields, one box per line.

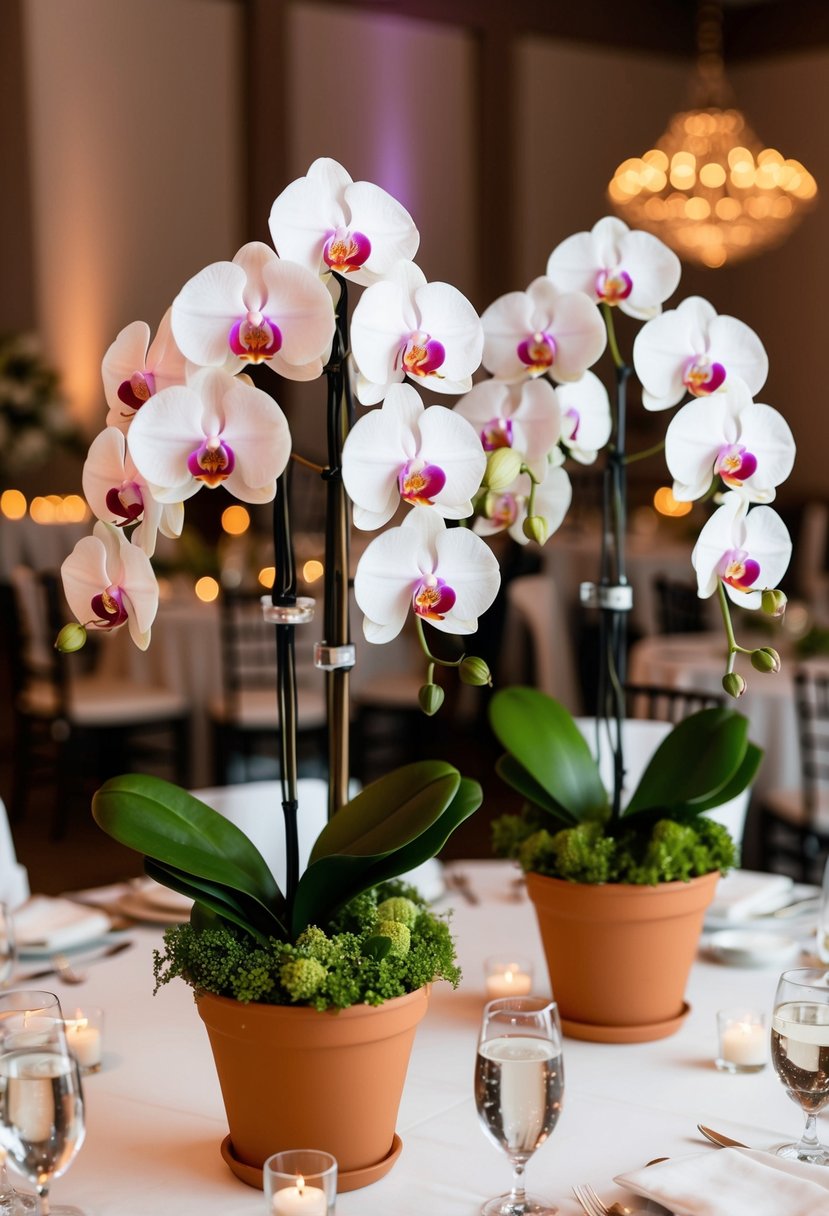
xmin=297 ymin=1175 xmax=305 ymax=1195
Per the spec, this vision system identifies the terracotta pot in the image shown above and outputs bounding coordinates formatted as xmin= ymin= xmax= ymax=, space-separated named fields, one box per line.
xmin=525 ymin=870 xmax=719 ymax=1043
xmin=196 ymin=986 xmax=428 ymax=1191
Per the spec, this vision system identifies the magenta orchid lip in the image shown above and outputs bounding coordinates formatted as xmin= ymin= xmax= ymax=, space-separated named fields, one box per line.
xmin=517 ymin=330 xmax=556 ymax=373
xmin=228 ymin=313 xmax=282 ymax=361
xmin=683 ymin=356 xmax=727 ymax=396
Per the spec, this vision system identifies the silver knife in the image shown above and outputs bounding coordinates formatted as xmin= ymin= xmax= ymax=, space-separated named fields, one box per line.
xmin=16 ymin=939 xmax=133 ymax=982
xmin=697 ymin=1123 xmax=748 ymax=1149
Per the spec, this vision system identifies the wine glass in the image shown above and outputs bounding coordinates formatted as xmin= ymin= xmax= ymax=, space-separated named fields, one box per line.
xmin=474 ymin=995 xmax=564 ymax=1216
xmin=0 ymin=991 xmax=85 ymax=1215
xmin=0 ymin=907 xmax=17 ymax=990
xmin=771 ymin=967 xmax=829 ymax=1164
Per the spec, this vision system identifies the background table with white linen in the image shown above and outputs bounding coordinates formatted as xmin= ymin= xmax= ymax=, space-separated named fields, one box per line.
xmin=628 ymin=632 xmax=829 ymax=806
xmin=30 ymin=860 xmax=823 ymax=1216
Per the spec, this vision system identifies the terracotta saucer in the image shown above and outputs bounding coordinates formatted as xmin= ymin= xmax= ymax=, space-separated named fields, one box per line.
xmin=561 ymin=1001 xmax=691 ymax=1043
xmin=220 ymin=1132 xmax=403 ymax=1192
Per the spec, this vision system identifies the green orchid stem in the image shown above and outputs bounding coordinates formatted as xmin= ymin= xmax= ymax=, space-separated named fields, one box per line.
xmin=716 ymin=579 xmax=754 ymax=673
xmin=601 ymin=301 xmax=625 ymax=370
xmin=624 ymin=440 xmax=665 ymax=466
xmin=415 ymin=618 xmax=463 ymax=670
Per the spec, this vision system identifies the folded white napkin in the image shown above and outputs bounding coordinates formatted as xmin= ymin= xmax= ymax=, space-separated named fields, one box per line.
xmin=14 ymin=896 xmax=111 ymax=951
xmin=707 ymin=870 xmax=794 ymax=921
xmin=616 ymin=1147 xmax=829 ymax=1216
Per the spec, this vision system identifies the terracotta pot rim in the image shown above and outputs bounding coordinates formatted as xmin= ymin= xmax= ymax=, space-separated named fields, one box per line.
xmin=195 ymin=985 xmax=429 ymax=1019
xmin=524 ymin=870 xmax=720 ymax=893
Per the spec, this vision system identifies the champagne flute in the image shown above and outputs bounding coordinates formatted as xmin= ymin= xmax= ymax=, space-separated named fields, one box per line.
xmin=0 ymin=992 xmax=85 ymax=1215
xmin=771 ymin=967 xmax=829 ymax=1164
xmin=475 ymin=995 xmax=564 ymax=1216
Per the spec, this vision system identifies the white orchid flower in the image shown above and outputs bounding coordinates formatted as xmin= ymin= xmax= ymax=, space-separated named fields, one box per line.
xmin=126 ymin=367 xmax=291 ymax=505
xmin=82 ymin=427 xmax=184 ymax=557
xmin=632 ymin=296 xmax=769 ymax=412
xmin=453 ymin=378 xmax=561 ymax=481
xmin=354 ymin=507 xmax=500 ymax=644
xmin=474 ymin=464 xmax=572 ymax=546
xmin=546 ymin=216 xmax=680 ymax=321
xmin=268 ymin=157 xmax=419 ymax=287
xmin=342 ymin=384 xmax=485 ymax=531
xmin=480 ymin=276 xmax=606 ymax=383
xmin=350 ymin=261 xmax=483 ymax=405
xmin=554 ymin=372 xmax=612 ymax=465
xmin=171 ymin=241 xmax=335 ymax=381
xmin=61 ymin=521 xmax=160 ymax=650
xmin=692 ymin=492 xmax=791 ymax=609
xmin=102 ymin=311 xmax=189 ymax=434
xmin=666 ymin=379 xmax=795 ymax=504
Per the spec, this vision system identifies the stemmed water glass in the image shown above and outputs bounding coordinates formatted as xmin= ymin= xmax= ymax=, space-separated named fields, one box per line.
xmin=771 ymin=967 xmax=829 ymax=1164
xmin=474 ymin=995 xmax=565 ymax=1216
xmin=0 ymin=991 xmax=86 ymax=1215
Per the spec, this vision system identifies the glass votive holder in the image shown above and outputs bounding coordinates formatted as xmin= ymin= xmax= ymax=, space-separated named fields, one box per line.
xmin=716 ymin=1008 xmax=767 ymax=1074
xmin=64 ymin=1006 xmax=104 ymax=1074
xmin=484 ymin=955 xmax=534 ymax=999
xmin=264 ymin=1149 xmax=337 ymax=1215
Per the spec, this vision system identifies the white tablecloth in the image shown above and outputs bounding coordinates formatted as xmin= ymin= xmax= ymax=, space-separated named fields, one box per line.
xmin=26 ymin=861 xmax=822 ymax=1215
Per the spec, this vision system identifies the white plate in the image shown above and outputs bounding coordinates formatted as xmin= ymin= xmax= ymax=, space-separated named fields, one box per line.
xmin=704 ymin=882 xmax=820 ymax=934
xmin=113 ymin=890 xmax=192 ymax=925
xmin=705 ymin=928 xmax=802 ymax=969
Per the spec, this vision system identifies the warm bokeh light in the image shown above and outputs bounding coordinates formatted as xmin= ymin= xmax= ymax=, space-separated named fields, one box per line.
xmin=0 ymin=489 xmax=27 ymax=520
xmin=62 ymin=495 xmax=90 ymax=523
xmin=302 ymin=559 xmax=324 ymax=584
xmin=29 ymin=495 xmax=57 ymax=523
xmin=194 ymin=576 xmax=220 ymax=602
xmin=221 ymin=505 xmax=250 ymax=535
xmin=258 ymin=566 xmax=276 ymax=589
xmin=653 ymin=487 xmax=693 ymax=518
xmin=608 ymin=110 xmax=817 ymax=266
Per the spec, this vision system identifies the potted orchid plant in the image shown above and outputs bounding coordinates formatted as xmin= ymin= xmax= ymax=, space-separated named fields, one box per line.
xmin=464 ymin=217 xmax=796 ymax=1041
xmin=56 ymin=158 xmax=501 ymax=1188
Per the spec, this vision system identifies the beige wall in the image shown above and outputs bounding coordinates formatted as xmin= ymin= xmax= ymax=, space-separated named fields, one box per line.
xmin=286 ymin=3 xmax=477 ymax=302
xmin=23 ymin=0 xmax=243 ymax=433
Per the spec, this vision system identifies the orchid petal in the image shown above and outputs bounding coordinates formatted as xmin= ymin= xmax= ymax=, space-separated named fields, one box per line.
xmin=692 ymin=494 xmax=791 ymax=607
xmin=555 ymin=372 xmax=611 ymax=464
xmin=454 ymin=379 xmax=561 ymax=471
xmin=61 ymin=522 xmax=159 ymax=648
xmin=634 ymin=296 xmax=768 ymax=411
xmin=172 ymin=260 xmax=249 ymax=366
xmin=354 ymin=526 xmax=424 ymax=642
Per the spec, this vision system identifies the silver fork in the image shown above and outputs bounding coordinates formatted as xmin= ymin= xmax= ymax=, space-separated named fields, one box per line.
xmin=572 ymin=1184 xmax=638 ymax=1216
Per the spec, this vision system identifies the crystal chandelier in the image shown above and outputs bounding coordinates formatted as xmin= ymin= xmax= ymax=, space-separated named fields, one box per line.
xmin=608 ymin=2 xmax=817 ymax=268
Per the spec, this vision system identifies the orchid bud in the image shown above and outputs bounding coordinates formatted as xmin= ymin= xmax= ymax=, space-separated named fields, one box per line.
xmin=485 ymin=448 xmax=522 ymax=492
xmin=55 ymin=623 xmax=87 ymax=653
xmin=418 ymin=682 xmax=444 ymax=716
xmin=523 ymin=515 xmax=549 ymax=545
xmin=722 ymin=671 xmax=746 ymax=699
xmin=751 ymin=646 xmax=781 ymax=674
xmin=761 ymin=588 xmax=787 ymax=618
xmin=459 ymin=655 xmax=492 ymax=687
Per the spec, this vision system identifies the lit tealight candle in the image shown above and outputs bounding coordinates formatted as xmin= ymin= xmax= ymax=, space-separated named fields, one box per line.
xmin=716 ymin=1008 xmax=766 ymax=1073
xmin=485 ymin=963 xmax=533 ymax=999
xmin=272 ymin=1175 xmax=327 ymax=1216
xmin=65 ymin=1010 xmax=103 ymax=1073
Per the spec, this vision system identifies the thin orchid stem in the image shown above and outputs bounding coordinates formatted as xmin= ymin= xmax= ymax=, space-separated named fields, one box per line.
xmin=601 ymin=301 xmax=625 ymax=370
xmin=290 ymin=452 xmax=326 ymax=474
xmin=624 ymin=440 xmax=665 ymax=465
xmin=415 ymin=617 xmax=463 ymax=669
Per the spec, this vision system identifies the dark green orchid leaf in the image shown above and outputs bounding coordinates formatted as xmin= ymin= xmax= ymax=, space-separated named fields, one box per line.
xmin=309 ymin=761 xmax=461 ymax=861
xmin=292 ymin=777 xmax=482 ymax=937
xmin=623 ymin=709 xmax=752 ymax=818
xmin=678 ymin=741 xmax=764 ymax=816
xmin=489 ymin=687 xmax=608 ymax=819
xmin=494 ymin=755 xmax=580 ymax=827
xmin=144 ymin=859 xmax=283 ymax=945
xmin=93 ymin=774 xmax=284 ymax=918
